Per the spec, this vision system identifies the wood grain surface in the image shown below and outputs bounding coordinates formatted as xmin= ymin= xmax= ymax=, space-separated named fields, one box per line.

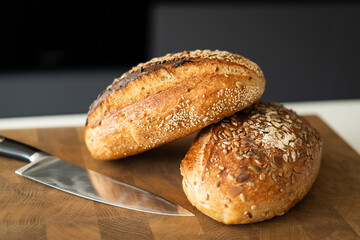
xmin=0 ymin=116 xmax=359 ymax=240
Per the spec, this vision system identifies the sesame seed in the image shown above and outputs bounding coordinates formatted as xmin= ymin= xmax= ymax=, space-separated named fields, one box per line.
xmin=165 ymin=114 xmax=172 ymax=121
xmin=246 ymin=181 xmax=255 ymax=187
xmin=219 ymin=89 xmax=224 ymax=97
xmin=291 ymin=150 xmax=296 ymax=162
xmin=254 ymin=159 xmax=262 ymax=166
xmin=227 ymin=174 xmax=235 ymax=181
xmin=202 ymin=116 xmax=210 ymax=122
xmin=259 ymin=173 xmax=266 ymax=180
xmin=240 ymin=193 xmax=246 ymax=203
xmin=224 ymin=129 xmax=232 ymax=137
xmin=283 ymin=154 xmax=288 ymax=162
xmin=231 ymin=131 xmax=237 ymax=138
xmin=265 ymin=211 xmax=274 ymax=219
xmin=270 ymin=162 xmax=277 ymax=169
xmin=158 ymin=120 xmax=164 ymax=128
xmin=234 ymin=153 xmax=243 ymax=160
xmin=244 ymin=211 xmax=252 ymax=218
xmin=271 ymin=173 xmax=277 ymax=181
xmin=223 ymin=141 xmax=231 ymax=145
xmin=236 ymin=81 xmax=244 ymax=89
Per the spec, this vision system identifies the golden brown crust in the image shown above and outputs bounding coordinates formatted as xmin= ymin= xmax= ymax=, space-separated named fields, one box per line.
xmin=180 ymin=101 xmax=322 ymax=224
xmin=85 ymin=50 xmax=265 ymax=160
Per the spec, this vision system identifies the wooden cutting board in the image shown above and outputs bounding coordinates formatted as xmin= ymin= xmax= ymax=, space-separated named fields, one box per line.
xmin=0 ymin=116 xmax=359 ymax=240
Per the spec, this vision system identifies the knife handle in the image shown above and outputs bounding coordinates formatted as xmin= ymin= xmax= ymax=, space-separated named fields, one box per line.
xmin=0 ymin=136 xmax=39 ymax=163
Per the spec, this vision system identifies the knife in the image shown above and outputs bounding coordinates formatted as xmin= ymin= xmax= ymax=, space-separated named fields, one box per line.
xmin=0 ymin=135 xmax=193 ymax=216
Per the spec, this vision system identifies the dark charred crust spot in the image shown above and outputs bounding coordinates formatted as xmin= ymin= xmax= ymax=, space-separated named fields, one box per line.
xmin=172 ymin=58 xmax=192 ymax=68
xmin=159 ymin=66 xmax=173 ymax=77
xmin=87 ymin=64 xmax=164 ymax=119
xmin=115 ymin=73 xmax=139 ymax=91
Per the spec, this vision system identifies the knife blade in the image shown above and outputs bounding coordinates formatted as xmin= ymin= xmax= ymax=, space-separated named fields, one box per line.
xmin=0 ymin=136 xmax=193 ymax=216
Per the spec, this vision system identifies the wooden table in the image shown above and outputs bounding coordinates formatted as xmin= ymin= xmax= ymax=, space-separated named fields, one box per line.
xmin=0 ymin=116 xmax=359 ymax=239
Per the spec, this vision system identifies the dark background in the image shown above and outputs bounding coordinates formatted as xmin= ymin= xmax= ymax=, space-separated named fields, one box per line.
xmin=1 ymin=1 xmax=359 ymax=118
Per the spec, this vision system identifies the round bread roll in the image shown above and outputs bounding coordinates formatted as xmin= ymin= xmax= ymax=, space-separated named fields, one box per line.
xmin=180 ymin=101 xmax=322 ymax=224
xmin=85 ymin=50 xmax=265 ymax=160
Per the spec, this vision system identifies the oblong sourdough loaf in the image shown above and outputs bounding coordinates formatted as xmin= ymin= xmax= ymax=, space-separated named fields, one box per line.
xmin=85 ymin=50 xmax=265 ymax=160
xmin=180 ymin=101 xmax=322 ymax=224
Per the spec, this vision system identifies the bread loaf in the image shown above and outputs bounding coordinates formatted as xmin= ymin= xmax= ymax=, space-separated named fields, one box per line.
xmin=85 ymin=50 xmax=265 ymax=160
xmin=180 ymin=101 xmax=322 ymax=224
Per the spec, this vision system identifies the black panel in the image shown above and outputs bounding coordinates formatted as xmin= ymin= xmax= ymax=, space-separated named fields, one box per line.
xmin=0 ymin=1 xmax=149 ymax=70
